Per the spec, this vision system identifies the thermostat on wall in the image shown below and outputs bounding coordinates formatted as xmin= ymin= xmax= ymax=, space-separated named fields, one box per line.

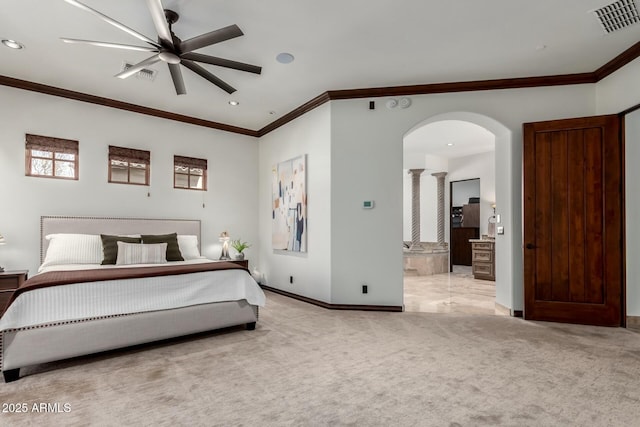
xmin=363 ymin=200 xmax=375 ymax=209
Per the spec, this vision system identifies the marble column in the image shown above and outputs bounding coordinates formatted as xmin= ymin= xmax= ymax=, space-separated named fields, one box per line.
xmin=431 ymin=172 xmax=448 ymax=245
xmin=408 ymin=169 xmax=424 ymax=248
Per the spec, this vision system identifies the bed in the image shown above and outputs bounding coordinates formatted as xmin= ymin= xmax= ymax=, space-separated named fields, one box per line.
xmin=0 ymin=216 xmax=266 ymax=382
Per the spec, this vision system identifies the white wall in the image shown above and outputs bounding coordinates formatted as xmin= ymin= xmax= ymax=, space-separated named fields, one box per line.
xmin=596 ymin=56 xmax=640 ymax=115
xmin=0 ymin=86 xmax=259 ymax=275
xmin=329 ymin=85 xmax=595 ymax=309
xmin=594 ymin=60 xmax=640 ymax=318
xmin=625 ymin=109 xmax=640 ymax=317
xmin=448 ymin=152 xmax=496 ymax=237
xmin=258 ymin=103 xmax=332 ymax=302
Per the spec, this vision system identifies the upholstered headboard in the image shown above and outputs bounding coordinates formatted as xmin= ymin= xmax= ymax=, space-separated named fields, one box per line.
xmin=40 ymin=216 xmax=201 ymax=264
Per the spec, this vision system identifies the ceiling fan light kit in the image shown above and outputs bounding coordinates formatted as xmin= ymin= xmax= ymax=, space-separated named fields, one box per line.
xmin=2 ymin=39 xmax=24 ymax=49
xmin=61 ymin=0 xmax=262 ymax=96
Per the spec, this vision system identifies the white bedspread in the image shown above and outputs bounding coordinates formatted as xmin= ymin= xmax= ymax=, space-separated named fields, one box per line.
xmin=0 ymin=259 xmax=266 ymax=331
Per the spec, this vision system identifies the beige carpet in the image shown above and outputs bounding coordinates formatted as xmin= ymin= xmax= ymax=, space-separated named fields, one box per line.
xmin=2 ymin=291 xmax=640 ymax=426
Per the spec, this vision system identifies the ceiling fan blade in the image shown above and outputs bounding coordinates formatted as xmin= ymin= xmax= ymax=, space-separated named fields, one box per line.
xmin=181 ymin=60 xmax=236 ymax=94
xmin=61 ymin=38 xmax=157 ymax=52
xmin=181 ymin=52 xmax=261 ymax=74
xmin=168 ymin=63 xmax=186 ymax=95
xmin=115 ymin=54 xmax=162 ymax=79
xmin=64 ymin=0 xmax=160 ymax=48
xmin=179 ymin=25 xmax=244 ymax=54
xmin=145 ymin=0 xmax=173 ymax=48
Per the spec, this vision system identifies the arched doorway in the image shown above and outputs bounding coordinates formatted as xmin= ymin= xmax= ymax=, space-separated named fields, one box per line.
xmin=402 ymin=112 xmax=517 ymax=315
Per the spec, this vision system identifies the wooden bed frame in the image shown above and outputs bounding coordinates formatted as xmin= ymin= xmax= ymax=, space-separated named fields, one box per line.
xmin=1 ymin=216 xmax=259 ymax=382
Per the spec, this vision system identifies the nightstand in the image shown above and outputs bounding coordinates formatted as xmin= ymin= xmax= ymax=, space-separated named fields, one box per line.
xmin=0 ymin=270 xmax=28 ymax=309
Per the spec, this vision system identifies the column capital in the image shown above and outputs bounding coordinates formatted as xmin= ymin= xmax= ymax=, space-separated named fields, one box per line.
xmin=408 ymin=169 xmax=425 ymax=176
xmin=431 ymin=171 xmax=447 ymax=179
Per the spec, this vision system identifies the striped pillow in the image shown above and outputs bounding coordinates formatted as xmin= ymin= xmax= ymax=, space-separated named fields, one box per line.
xmin=141 ymin=233 xmax=184 ymax=261
xmin=40 ymin=234 xmax=104 ymax=271
xmin=115 ymin=242 xmax=168 ymax=265
xmin=100 ymin=234 xmax=142 ymax=265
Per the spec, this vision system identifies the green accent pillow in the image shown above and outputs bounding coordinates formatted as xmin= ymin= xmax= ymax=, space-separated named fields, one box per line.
xmin=100 ymin=235 xmax=142 ymax=265
xmin=141 ymin=233 xmax=184 ymax=261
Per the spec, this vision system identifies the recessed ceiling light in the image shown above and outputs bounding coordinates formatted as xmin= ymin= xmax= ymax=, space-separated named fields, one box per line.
xmin=276 ymin=52 xmax=295 ymax=64
xmin=229 ymin=100 xmax=239 ymax=106
xmin=2 ymin=39 xmax=24 ymax=49
xmin=447 ymin=143 xmax=454 ymax=147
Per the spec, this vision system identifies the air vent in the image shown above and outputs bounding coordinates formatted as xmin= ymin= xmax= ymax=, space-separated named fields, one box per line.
xmin=121 ymin=62 xmax=157 ymax=81
xmin=592 ymin=0 xmax=640 ymax=33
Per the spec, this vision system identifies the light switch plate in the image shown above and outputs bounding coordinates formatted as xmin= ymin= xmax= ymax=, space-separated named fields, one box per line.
xmin=497 ymin=226 xmax=504 ymax=235
xmin=496 ymin=214 xmax=501 ymax=223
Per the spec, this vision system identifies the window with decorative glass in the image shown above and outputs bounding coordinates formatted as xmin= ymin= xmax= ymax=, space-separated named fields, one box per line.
xmin=108 ymin=146 xmax=150 ymax=185
xmin=25 ymin=134 xmax=79 ymax=180
xmin=174 ymin=155 xmax=207 ymax=190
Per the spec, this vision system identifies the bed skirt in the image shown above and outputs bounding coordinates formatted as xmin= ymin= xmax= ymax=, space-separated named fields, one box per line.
xmin=1 ymin=300 xmax=258 ymax=374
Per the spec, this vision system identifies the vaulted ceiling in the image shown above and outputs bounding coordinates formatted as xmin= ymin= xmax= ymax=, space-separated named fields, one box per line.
xmin=2 ymin=0 xmax=640 ymax=132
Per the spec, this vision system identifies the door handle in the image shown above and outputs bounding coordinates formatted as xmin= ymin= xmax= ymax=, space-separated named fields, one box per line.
xmin=525 ymin=243 xmax=536 ymax=249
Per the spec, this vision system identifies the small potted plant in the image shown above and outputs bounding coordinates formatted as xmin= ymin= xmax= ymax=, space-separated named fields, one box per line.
xmin=231 ymin=239 xmax=251 ymax=260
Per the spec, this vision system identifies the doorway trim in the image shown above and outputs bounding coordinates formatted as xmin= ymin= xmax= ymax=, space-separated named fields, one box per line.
xmin=449 ymin=178 xmax=481 ymax=272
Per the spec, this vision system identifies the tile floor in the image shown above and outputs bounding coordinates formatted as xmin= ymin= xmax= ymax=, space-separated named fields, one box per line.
xmin=403 ymin=265 xmax=506 ymax=316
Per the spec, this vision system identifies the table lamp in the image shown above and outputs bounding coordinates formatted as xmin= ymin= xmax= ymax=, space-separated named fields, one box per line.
xmin=219 ymin=231 xmax=231 ymax=260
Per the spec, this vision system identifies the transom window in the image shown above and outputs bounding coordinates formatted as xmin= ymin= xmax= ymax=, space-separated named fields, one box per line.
xmin=25 ymin=134 xmax=79 ymax=180
xmin=108 ymin=146 xmax=150 ymax=186
xmin=174 ymin=155 xmax=207 ymax=191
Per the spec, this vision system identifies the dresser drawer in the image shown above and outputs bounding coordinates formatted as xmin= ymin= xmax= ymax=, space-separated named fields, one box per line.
xmin=473 ymin=262 xmax=494 ymax=276
xmin=472 ymin=242 xmax=494 ymax=251
xmin=0 ymin=290 xmax=14 ymax=308
xmin=0 ymin=276 xmax=21 ymax=291
xmin=0 ymin=271 xmax=28 ymax=291
xmin=473 ymin=250 xmax=493 ymax=262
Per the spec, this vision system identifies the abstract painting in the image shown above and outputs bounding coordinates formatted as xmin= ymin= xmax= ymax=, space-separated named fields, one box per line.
xmin=272 ymin=155 xmax=307 ymax=252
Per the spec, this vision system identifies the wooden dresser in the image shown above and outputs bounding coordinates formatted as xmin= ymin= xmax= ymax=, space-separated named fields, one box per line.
xmin=470 ymin=240 xmax=495 ymax=281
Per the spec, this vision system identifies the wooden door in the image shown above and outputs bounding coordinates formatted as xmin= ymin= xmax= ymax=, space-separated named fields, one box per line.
xmin=523 ymin=115 xmax=624 ymax=326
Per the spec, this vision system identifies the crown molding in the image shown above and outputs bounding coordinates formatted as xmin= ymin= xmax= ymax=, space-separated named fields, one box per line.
xmin=593 ymin=40 xmax=640 ymax=81
xmin=0 ymin=75 xmax=259 ymax=137
xmin=257 ymin=72 xmax=596 ymax=136
xmin=258 ymin=92 xmax=331 ymax=136
xmin=2 ymin=39 xmax=640 ymax=138
xmin=326 ymin=73 xmax=597 ymax=99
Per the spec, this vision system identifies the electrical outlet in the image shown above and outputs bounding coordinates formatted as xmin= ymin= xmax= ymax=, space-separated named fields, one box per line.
xmin=362 ymin=284 xmax=368 ymax=294
xmin=289 ymin=276 xmax=293 ymax=284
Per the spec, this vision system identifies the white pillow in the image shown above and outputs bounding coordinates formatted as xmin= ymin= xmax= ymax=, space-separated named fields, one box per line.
xmin=116 ymin=242 xmax=168 ymax=265
xmin=177 ymin=235 xmax=202 ymax=260
xmin=41 ymin=234 xmax=103 ymax=270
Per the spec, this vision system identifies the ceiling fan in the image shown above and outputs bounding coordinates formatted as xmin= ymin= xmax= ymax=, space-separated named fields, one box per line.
xmin=61 ymin=0 xmax=262 ymax=95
